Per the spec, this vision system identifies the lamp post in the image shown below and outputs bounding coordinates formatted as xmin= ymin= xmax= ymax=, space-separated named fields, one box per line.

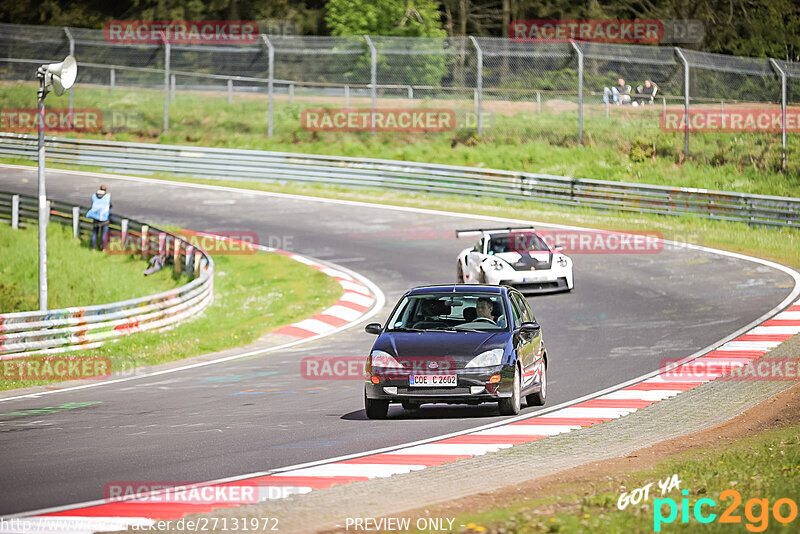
xmin=36 ymin=55 xmax=77 ymax=311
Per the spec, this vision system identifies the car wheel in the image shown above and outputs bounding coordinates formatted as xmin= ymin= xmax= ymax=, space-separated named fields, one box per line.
xmin=365 ymin=392 xmax=389 ymax=419
xmin=498 ymin=365 xmax=521 ymax=415
xmin=401 ymin=401 xmax=420 ymax=412
xmin=457 ymin=263 xmax=465 ymax=283
xmin=526 ymin=361 xmax=547 ymax=406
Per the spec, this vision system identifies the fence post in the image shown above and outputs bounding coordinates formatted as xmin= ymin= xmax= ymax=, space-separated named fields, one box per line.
xmin=173 ymin=239 xmax=182 ymax=275
xmin=72 ymin=206 xmax=79 ymax=238
xmin=675 ymin=47 xmax=690 ymax=158
xmin=570 ymin=41 xmax=583 ymax=144
xmin=63 ymin=27 xmax=74 ymax=128
xmin=408 ymin=85 xmax=413 ymax=106
xmin=289 ymin=82 xmax=294 ymax=104
xmin=344 ymin=85 xmax=350 ymax=107
xmin=170 ymin=74 xmax=176 ymax=100
xmin=469 ymin=36 xmax=483 ymax=135
xmin=110 ymin=68 xmax=115 ymax=95
xmin=364 ymin=35 xmax=377 ymax=132
xmin=770 ymin=59 xmax=787 ymax=171
xmin=185 ymin=245 xmax=194 ymax=275
xmin=227 ymin=79 xmax=233 ymax=104
xmin=121 ymin=218 xmax=128 ymax=249
xmin=141 ymin=225 xmax=149 ymax=258
xmin=536 ymin=91 xmax=541 ymax=113
xmin=162 ymin=36 xmax=170 ymax=133
xmin=11 ymin=195 xmax=19 ymax=229
xmin=261 ymin=35 xmax=274 ymax=138
xmin=158 ymin=232 xmax=166 ymax=256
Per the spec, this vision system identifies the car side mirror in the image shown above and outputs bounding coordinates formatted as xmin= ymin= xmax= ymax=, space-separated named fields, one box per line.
xmin=365 ymin=323 xmax=382 ymax=335
xmin=554 ymin=246 xmax=565 ymax=252
xmin=518 ymin=321 xmax=541 ymax=334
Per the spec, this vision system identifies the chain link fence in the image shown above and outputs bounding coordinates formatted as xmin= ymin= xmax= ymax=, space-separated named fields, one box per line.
xmin=0 ymin=22 xmax=798 ymax=173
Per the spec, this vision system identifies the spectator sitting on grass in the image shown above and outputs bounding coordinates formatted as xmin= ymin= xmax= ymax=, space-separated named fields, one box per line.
xmin=603 ymin=78 xmax=631 ymax=105
xmin=633 ymin=79 xmax=658 ymax=105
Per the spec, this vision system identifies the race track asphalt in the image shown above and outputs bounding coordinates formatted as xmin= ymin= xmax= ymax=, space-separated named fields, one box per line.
xmin=0 ymin=166 xmax=794 ymax=515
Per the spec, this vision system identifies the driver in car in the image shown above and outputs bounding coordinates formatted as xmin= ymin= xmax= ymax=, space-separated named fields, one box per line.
xmin=475 ymin=297 xmax=496 ymax=324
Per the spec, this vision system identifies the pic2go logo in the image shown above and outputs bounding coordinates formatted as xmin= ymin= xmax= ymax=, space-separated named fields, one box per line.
xmin=654 ymin=489 xmax=799 ymax=532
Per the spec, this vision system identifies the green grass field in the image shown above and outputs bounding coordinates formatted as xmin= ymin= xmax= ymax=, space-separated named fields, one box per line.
xmin=440 ymin=416 xmax=800 ymax=533
xmin=0 ymin=222 xmax=183 ymax=311
xmin=0 ymin=222 xmax=343 ymax=391
xmin=1 ymin=81 xmax=797 ymax=197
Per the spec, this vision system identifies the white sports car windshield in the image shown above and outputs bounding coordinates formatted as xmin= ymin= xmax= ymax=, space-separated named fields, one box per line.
xmin=488 ymin=232 xmax=549 ymax=254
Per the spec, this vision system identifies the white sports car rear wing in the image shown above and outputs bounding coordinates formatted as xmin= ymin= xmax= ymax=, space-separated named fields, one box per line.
xmin=455 ymin=227 xmax=538 ymax=238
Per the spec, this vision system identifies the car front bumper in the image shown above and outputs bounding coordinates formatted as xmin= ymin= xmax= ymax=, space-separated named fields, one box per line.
xmin=364 ymin=366 xmax=513 ymax=404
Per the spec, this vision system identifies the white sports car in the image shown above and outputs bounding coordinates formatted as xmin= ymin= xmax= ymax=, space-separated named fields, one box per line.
xmin=456 ymin=227 xmax=574 ymax=294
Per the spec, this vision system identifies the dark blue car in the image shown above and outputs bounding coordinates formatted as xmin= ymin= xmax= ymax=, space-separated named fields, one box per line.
xmin=363 ymin=284 xmax=547 ymax=419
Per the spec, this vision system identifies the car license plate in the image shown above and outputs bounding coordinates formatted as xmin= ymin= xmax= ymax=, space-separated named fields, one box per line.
xmin=409 ymin=375 xmax=457 ymax=387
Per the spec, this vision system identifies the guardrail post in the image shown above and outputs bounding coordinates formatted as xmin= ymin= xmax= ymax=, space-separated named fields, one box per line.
xmin=570 ymin=41 xmax=583 ymax=144
xmin=120 ymin=218 xmax=129 ymax=249
xmin=194 ymin=251 xmax=201 ymax=277
xmin=675 ymin=47 xmax=690 ymax=158
xmin=469 ymin=36 xmax=483 ymax=135
xmin=344 ymin=85 xmax=350 ymax=107
xmin=770 ymin=59 xmax=787 ymax=171
xmin=63 ymin=27 xmax=74 ymax=128
xmin=72 ymin=206 xmax=79 ymax=238
xmin=227 ymin=79 xmax=233 ymax=104
xmin=158 ymin=232 xmax=166 ymax=256
xmin=173 ymin=239 xmax=182 ymax=275
xmin=11 ymin=195 xmax=19 ymax=229
xmin=162 ymin=35 xmax=170 ymax=133
xmin=110 ymin=68 xmax=115 ymax=95
xmin=364 ymin=35 xmax=377 ymax=133
xmin=141 ymin=225 xmax=149 ymax=258
xmin=289 ymin=82 xmax=294 ymax=104
xmin=261 ymin=35 xmax=275 ymax=138
xmin=185 ymin=245 xmax=194 ymax=276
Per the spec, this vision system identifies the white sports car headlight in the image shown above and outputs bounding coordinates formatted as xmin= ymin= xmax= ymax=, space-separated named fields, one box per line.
xmin=465 ymin=348 xmax=504 ymax=368
xmin=370 ymin=350 xmax=403 ymax=368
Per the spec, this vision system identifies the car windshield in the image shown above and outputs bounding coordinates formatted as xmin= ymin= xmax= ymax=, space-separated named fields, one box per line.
xmin=488 ymin=232 xmax=549 ymax=254
xmin=386 ymin=293 xmax=508 ymax=331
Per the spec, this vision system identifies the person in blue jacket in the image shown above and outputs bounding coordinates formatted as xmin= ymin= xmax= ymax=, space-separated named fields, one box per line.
xmin=87 ymin=185 xmax=112 ymax=250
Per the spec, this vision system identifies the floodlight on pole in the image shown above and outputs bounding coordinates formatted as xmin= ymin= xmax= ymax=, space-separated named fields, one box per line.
xmin=36 ymin=55 xmax=77 ymax=311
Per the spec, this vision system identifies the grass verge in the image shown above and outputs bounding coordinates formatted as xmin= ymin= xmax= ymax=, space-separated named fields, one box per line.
xmin=0 ymin=222 xmax=183 ymax=311
xmin=1 ymin=81 xmax=797 ymax=196
xmin=0 ymin=224 xmax=343 ymax=391
xmin=428 ymin=400 xmax=800 ymax=533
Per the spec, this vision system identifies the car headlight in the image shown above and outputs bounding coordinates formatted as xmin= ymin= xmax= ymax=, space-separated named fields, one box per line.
xmin=465 ymin=348 xmax=504 ymax=368
xmin=488 ymin=258 xmax=506 ymax=271
xmin=370 ymin=350 xmax=403 ymax=369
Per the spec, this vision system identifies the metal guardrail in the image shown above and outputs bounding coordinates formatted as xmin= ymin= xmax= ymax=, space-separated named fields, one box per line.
xmin=0 ymin=190 xmax=214 ymax=357
xmin=1 ymin=133 xmax=798 ymax=228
